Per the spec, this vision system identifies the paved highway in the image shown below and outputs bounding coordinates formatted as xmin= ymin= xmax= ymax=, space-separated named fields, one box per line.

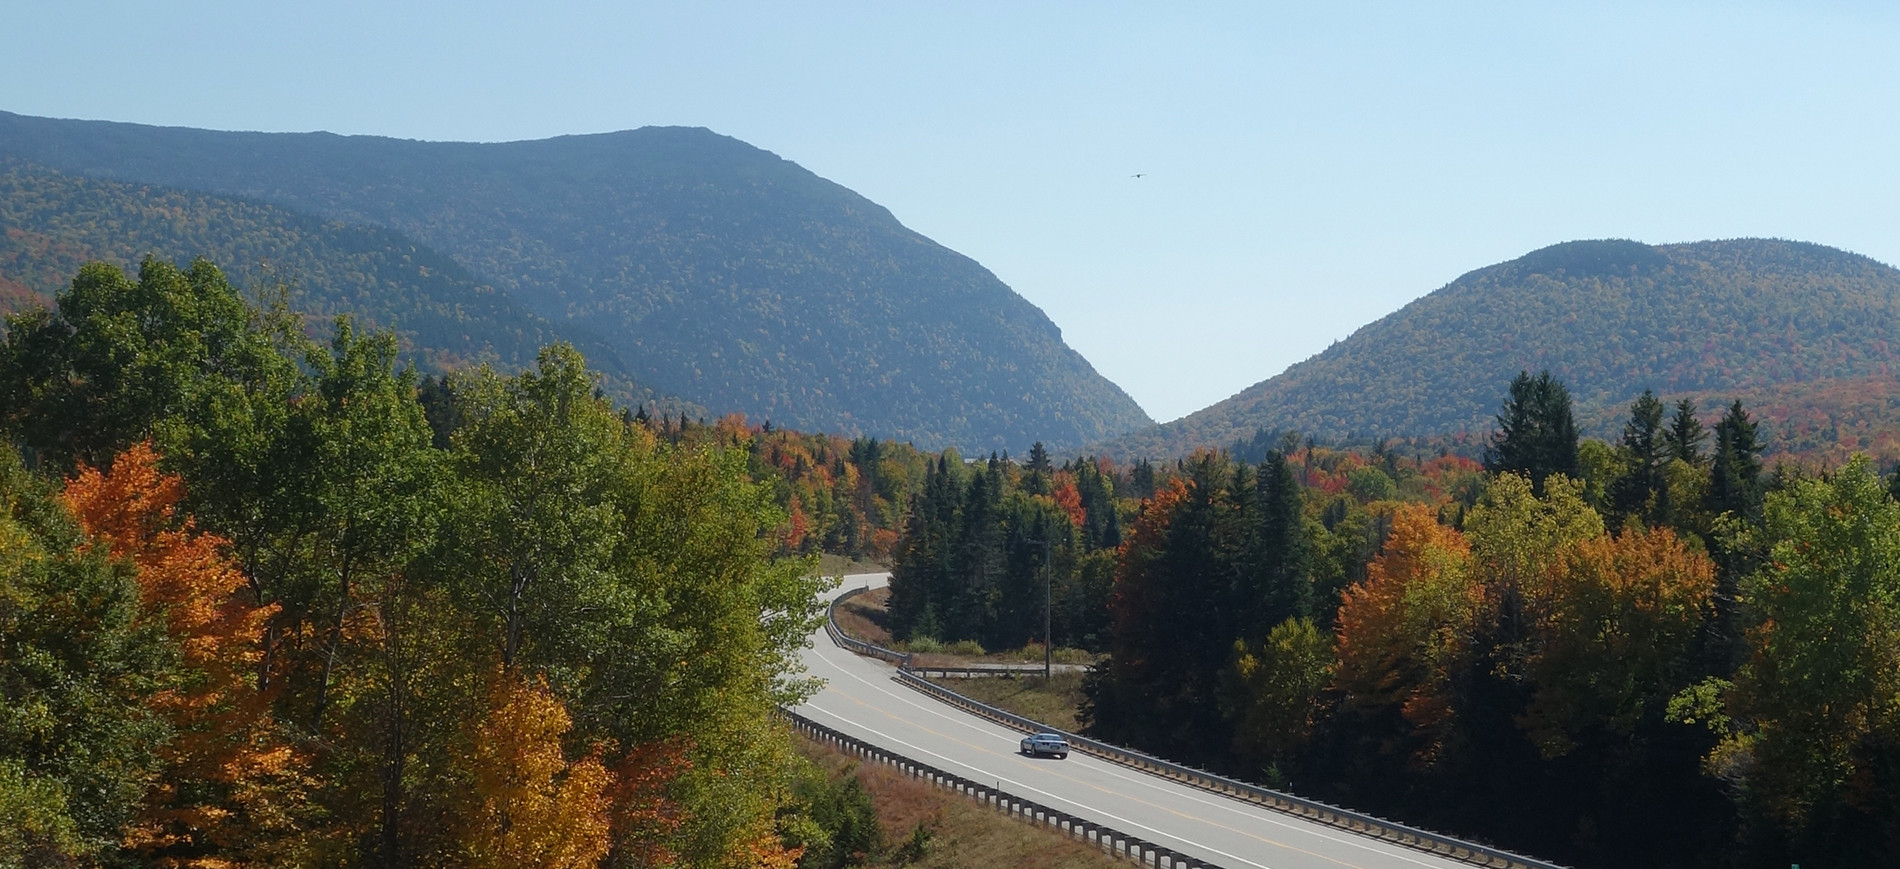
xmin=794 ymin=573 xmax=1481 ymax=869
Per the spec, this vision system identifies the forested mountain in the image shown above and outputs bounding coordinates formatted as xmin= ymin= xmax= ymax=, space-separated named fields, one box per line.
xmin=0 ymin=110 xmax=1152 ymax=451
xmin=1103 ymin=239 xmax=1900 ymax=458
xmin=0 ymin=160 xmax=695 ymax=414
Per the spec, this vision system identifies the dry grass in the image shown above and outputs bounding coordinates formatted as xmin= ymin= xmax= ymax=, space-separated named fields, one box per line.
xmin=833 ymin=587 xmax=1101 ymax=669
xmin=924 ymin=671 xmax=1090 ymax=733
xmin=814 ymin=553 xmax=891 ymax=578
xmin=797 ymin=734 xmax=1125 ymax=869
xmin=834 ymin=586 xmax=897 ymax=645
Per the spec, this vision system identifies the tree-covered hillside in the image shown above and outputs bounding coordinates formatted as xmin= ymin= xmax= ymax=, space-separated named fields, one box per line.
xmin=0 ymin=111 xmax=1152 ymax=451
xmin=0 ymin=160 xmax=696 ymax=415
xmin=0 ymin=258 xmax=832 ymax=865
xmin=1104 ymin=239 xmax=1900 ymax=457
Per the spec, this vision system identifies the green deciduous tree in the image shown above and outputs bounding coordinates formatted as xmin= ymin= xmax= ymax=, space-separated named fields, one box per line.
xmin=0 ymin=447 xmax=173 ymax=863
xmin=0 ymin=259 xmax=291 ymax=473
xmin=1223 ymin=617 xmax=1334 ymax=773
xmin=1709 ymin=459 xmax=1900 ymax=857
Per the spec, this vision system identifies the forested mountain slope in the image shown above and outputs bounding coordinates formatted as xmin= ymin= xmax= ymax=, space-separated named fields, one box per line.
xmin=1103 ymin=238 xmax=1900 ymax=458
xmin=0 ymin=111 xmax=1152 ymax=451
xmin=0 ymin=160 xmax=694 ymax=414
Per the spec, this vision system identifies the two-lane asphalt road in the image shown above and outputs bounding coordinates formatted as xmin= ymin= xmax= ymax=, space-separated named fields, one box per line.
xmin=795 ymin=573 xmax=1481 ymax=869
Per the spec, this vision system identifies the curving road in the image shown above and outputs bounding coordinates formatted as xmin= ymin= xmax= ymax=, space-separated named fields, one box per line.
xmin=795 ymin=574 xmax=1479 ymax=869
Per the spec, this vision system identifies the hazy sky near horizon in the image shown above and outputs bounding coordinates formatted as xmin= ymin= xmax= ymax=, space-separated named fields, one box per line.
xmin=10 ymin=2 xmax=1900 ymax=422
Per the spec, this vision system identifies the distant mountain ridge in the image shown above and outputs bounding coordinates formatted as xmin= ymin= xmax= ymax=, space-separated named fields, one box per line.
xmin=0 ymin=111 xmax=1153 ymax=451
xmin=0 ymin=159 xmax=696 ymax=415
xmin=1100 ymin=238 xmax=1900 ymax=458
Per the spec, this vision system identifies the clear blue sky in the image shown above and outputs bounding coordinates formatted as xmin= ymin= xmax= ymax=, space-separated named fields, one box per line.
xmin=9 ymin=2 xmax=1900 ymax=422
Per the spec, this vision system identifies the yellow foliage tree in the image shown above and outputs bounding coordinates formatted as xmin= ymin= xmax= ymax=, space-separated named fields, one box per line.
xmin=461 ymin=671 xmax=613 ymax=869
xmin=1518 ymin=526 xmax=1715 ymax=757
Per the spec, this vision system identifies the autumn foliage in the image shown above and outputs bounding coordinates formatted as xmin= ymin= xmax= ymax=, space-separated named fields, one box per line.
xmin=459 ymin=670 xmax=612 ymax=869
xmin=63 ymin=443 xmax=302 ymax=867
xmin=1333 ymin=502 xmax=1478 ymax=748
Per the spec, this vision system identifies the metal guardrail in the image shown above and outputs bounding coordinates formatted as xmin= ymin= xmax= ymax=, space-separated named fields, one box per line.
xmin=825 ymin=585 xmax=911 ymax=667
xmin=896 ymin=673 xmax=1564 ymax=869
xmin=784 ymin=708 xmax=1221 ymax=869
xmin=906 ymin=663 xmax=1053 ymax=677
xmin=820 ymin=583 xmax=1570 ymax=869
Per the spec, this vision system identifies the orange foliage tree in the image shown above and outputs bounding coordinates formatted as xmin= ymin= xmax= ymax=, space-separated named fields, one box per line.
xmin=1051 ymin=474 xmax=1088 ymax=529
xmin=605 ymin=737 xmax=693 ymax=867
xmin=62 ymin=442 xmax=303 ymax=866
xmin=1332 ymin=502 xmax=1479 ymax=758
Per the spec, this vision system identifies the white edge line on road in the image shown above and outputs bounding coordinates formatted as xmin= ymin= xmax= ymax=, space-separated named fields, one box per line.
xmin=797 ymin=700 xmax=1283 ymax=869
xmin=806 ymin=631 xmax=1452 ymax=869
xmin=805 ymin=641 xmax=1451 ymax=869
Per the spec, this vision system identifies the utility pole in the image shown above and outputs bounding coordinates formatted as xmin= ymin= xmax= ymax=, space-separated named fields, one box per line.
xmin=1022 ymin=532 xmax=1054 ymax=679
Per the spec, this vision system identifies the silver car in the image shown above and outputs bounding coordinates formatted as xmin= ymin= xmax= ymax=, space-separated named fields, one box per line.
xmin=1020 ymin=732 xmax=1070 ymax=759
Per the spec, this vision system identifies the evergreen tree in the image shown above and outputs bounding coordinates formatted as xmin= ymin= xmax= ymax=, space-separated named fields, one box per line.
xmin=417 ymin=374 xmax=464 ymax=449
xmin=991 ymin=495 xmax=1067 ymax=651
xmin=1702 ymin=399 xmax=1767 ymax=677
xmin=1141 ymin=453 xmax=1241 ymax=760
xmin=1131 ymin=459 xmax=1157 ymax=500
xmin=1663 ymin=398 xmax=1706 ymax=465
xmin=1484 ymin=370 xmax=1580 ymax=494
xmin=1610 ymin=390 xmax=1667 ymax=525
xmin=1247 ymin=450 xmax=1311 ymax=635
xmin=1023 ymin=441 xmax=1052 ymax=495
xmin=888 ymin=456 xmax=960 ymax=640
xmin=1075 ymin=459 xmax=1121 ymax=550
xmin=948 ymin=465 xmax=1005 ymax=642
xmin=1708 ymin=400 xmax=1764 ymax=522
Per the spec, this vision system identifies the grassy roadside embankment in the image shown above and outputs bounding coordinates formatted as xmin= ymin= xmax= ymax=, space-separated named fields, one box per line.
xmin=924 ymin=672 xmax=1089 ymax=734
xmin=815 ymin=553 xmax=891 ymax=578
xmin=831 ymin=586 xmax=1092 ymax=733
xmin=795 ymin=736 xmax=1124 ymax=869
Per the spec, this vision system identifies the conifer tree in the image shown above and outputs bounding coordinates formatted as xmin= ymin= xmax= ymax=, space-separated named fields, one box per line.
xmin=1131 ymin=454 xmax=1239 ymax=759
xmin=1074 ymin=459 xmax=1121 ymax=550
xmin=1484 ymin=370 xmax=1580 ymax=494
xmin=1131 ymin=459 xmax=1157 ymax=500
xmin=1702 ymin=399 xmax=1767 ymax=676
xmin=1248 ymin=450 xmax=1311 ymax=634
xmin=888 ymin=457 xmax=958 ymax=639
xmin=1611 ymin=390 xmax=1667 ymax=524
xmin=948 ymin=465 xmax=1004 ymax=642
xmin=1023 ymin=441 xmax=1052 ymax=495
xmin=1663 ymin=399 xmax=1706 ymax=465
xmin=1708 ymin=400 xmax=1764 ymax=522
